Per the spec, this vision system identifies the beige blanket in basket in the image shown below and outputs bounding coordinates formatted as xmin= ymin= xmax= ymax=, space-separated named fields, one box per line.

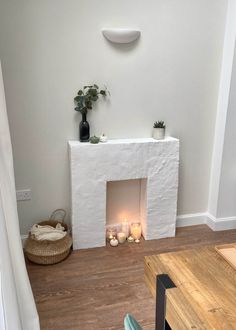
xmin=30 ymin=223 xmax=66 ymax=241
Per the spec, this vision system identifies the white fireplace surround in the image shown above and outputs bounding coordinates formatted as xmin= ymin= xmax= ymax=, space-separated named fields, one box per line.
xmin=69 ymin=137 xmax=179 ymax=249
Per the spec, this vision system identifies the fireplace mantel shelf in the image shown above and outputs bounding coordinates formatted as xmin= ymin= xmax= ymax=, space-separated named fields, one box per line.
xmin=69 ymin=136 xmax=177 ymax=146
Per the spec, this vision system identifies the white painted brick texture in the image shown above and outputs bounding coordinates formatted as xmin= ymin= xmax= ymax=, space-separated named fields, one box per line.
xmin=69 ymin=137 xmax=179 ymax=249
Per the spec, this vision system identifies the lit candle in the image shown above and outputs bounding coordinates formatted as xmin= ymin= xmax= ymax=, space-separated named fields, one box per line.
xmin=128 ymin=236 xmax=134 ymax=243
xmin=117 ymin=232 xmax=126 ymax=244
xmin=121 ymin=219 xmax=129 ymax=238
xmin=131 ymin=222 xmax=142 ymax=240
xmin=106 ymin=227 xmax=117 ymax=240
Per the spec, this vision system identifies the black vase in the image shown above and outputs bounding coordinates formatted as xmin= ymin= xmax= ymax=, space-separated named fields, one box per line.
xmin=79 ymin=113 xmax=90 ymax=142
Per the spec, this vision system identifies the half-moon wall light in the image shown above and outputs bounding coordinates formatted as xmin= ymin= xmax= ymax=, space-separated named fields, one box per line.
xmin=102 ymin=28 xmax=141 ymax=44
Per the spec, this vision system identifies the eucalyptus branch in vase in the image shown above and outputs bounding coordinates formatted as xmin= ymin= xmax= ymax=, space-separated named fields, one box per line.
xmin=74 ymin=84 xmax=109 ymax=142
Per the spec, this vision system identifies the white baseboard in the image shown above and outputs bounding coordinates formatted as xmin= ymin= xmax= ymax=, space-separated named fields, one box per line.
xmin=176 ymin=213 xmax=207 ymax=227
xmin=21 ymin=213 xmax=236 ymax=245
xmin=177 ymin=212 xmax=236 ymax=231
xmin=206 ymin=213 xmax=236 ymax=231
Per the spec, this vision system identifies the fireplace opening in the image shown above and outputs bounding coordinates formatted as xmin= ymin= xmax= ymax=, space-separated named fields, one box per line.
xmin=106 ymin=178 xmax=147 ymax=242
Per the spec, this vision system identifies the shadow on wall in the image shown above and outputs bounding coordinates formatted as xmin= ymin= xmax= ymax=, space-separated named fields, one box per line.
xmin=103 ymin=37 xmax=141 ymax=53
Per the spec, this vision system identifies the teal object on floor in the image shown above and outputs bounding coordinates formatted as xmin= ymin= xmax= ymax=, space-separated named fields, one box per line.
xmin=124 ymin=314 xmax=142 ymax=330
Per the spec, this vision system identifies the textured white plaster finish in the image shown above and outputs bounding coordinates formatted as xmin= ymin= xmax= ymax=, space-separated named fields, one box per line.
xmin=69 ymin=137 xmax=179 ymax=249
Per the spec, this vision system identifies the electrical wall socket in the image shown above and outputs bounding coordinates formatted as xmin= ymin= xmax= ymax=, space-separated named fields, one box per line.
xmin=16 ymin=189 xmax=32 ymax=201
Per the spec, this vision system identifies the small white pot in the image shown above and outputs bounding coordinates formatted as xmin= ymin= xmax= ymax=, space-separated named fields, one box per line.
xmin=152 ymin=128 xmax=165 ymax=140
xmin=110 ymin=237 xmax=119 ymax=247
xmin=100 ymin=134 xmax=108 ymax=143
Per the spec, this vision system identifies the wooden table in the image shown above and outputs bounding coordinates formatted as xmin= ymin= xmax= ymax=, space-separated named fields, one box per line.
xmin=144 ymin=246 xmax=236 ymax=329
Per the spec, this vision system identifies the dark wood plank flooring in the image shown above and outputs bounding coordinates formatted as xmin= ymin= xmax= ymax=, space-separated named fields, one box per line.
xmin=26 ymin=225 xmax=236 ymax=330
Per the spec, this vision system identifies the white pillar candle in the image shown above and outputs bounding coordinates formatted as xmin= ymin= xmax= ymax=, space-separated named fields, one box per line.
xmin=117 ymin=232 xmax=126 ymax=244
xmin=121 ymin=219 xmax=129 ymax=238
xmin=131 ymin=222 xmax=142 ymax=240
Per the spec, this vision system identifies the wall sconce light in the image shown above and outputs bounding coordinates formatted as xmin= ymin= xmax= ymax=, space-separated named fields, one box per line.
xmin=102 ymin=28 xmax=141 ymax=44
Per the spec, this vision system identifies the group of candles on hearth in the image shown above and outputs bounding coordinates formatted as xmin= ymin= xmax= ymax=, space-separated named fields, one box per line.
xmin=106 ymin=219 xmax=142 ymax=247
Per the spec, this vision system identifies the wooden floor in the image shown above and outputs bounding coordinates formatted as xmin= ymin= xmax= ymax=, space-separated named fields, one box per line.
xmin=27 ymin=225 xmax=236 ymax=330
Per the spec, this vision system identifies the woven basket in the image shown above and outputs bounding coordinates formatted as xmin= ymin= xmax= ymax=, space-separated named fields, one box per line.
xmin=25 ymin=209 xmax=72 ymax=265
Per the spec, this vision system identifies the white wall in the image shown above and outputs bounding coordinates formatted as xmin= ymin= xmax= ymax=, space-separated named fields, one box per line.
xmin=0 ymin=0 xmax=227 ymax=234
xmin=208 ymin=0 xmax=236 ymax=218
xmin=217 ymin=44 xmax=236 ymax=218
xmin=207 ymin=0 xmax=236 ymax=222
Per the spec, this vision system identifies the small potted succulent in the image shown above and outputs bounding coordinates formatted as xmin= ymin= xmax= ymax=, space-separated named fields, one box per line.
xmin=74 ymin=84 xmax=108 ymax=142
xmin=153 ymin=121 xmax=166 ymax=140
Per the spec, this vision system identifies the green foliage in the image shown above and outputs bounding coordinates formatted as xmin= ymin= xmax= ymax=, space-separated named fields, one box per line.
xmin=74 ymin=84 xmax=109 ymax=114
xmin=153 ymin=121 xmax=165 ymax=128
xmin=90 ymin=135 xmax=100 ymax=144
